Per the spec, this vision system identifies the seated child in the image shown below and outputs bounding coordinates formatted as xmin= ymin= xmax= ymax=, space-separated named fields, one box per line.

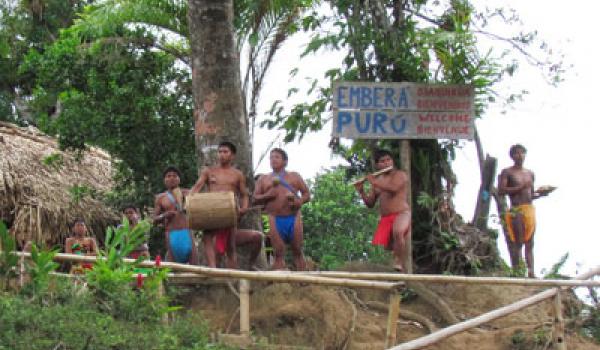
xmin=65 ymin=218 xmax=97 ymax=274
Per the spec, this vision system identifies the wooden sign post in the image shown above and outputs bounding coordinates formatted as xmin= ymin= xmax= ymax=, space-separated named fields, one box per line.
xmin=332 ymin=81 xmax=475 ymax=274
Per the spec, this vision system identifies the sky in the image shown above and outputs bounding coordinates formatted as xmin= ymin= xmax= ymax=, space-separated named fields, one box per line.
xmin=252 ymin=1 xmax=600 ymax=278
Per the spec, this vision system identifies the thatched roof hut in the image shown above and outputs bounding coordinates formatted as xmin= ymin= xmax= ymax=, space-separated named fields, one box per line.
xmin=0 ymin=122 xmax=118 ymax=249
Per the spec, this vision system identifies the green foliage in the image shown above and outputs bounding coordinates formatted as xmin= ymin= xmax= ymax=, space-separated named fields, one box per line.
xmin=0 ymin=1 xmax=88 ymax=123
xmin=503 ymin=260 xmax=528 ymax=278
xmin=302 ymin=168 xmax=387 ymax=269
xmin=85 ymin=219 xmax=172 ymax=321
xmin=22 ymin=244 xmax=60 ymax=297
xmin=0 ymin=221 xmax=18 ymax=291
xmin=22 ymin=24 xmax=197 ymax=206
xmin=541 ymin=253 xmax=569 ymax=280
xmin=509 ymin=326 xmax=552 ymax=350
xmin=0 ymin=293 xmax=227 ymax=350
xmin=40 ymin=152 xmax=64 ymax=171
xmin=582 ymin=293 xmax=600 ymax=343
xmin=3 ymin=0 xmax=317 ymax=209
xmin=415 ymin=191 xmax=495 ymax=274
xmin=510 ymin=329 xmax=527 ymax=349
xmin=257 ymin=1 xmax=563 ymax=274
xmin=0 ymin=220 xmax=223 ymax=349
xmin=68 ymin=184 xmax=98 ymax=204
xmin=416 ymin=191 xmax=438 ymax=213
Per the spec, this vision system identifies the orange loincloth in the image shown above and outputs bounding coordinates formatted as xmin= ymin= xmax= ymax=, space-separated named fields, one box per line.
xmin=504 ymin=204 xmax=536 ymax=243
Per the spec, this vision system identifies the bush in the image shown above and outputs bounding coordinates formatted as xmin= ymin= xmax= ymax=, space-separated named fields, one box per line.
xmin=0 ymin=219 xmax=227 ymax=349
xmin=302 ymin=168 xmax=389 ymax=270
xmin=0 ymin=293 xmax=227 ymax=350
xmin=0 ymin=221 xmax=18 ymax=292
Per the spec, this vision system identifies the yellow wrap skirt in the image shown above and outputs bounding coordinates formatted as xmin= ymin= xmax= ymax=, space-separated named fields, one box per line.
xmin=504 ymin=204 xmax=536 ymax=243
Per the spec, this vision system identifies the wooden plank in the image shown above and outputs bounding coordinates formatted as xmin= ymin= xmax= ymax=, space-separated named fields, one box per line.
xmin=553 ymin=291 xmax=566 ymax=350
xmin=332 ymin=82 xmax=474 ymax=112
xmin=385 ymin=292 xmax=402 ymax=348
xmin=19 ymin=252 xmax=397 ymax=290
xmin=390 ymin=288 xmax=557 ymax=350
xmin=332 ymin=82 xmax=474 ymax=140
xmin=332 ymin=110 xmax=474 ymax=139
xmin=300 ymin=270 xmax=600 ymax=287
xmin=239 ymin=279 xmax=250 ymax=336
xmin=388 ymin=266 xmax=600 ymax=350
xmin=218 ymin=333 xmax=252 ymax=348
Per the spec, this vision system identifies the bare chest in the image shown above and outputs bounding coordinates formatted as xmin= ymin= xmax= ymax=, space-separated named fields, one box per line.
xmin=208 ymin=170 xmax=239 ymax=191
xmin=507 ymin=170 xmax=532 ymax=186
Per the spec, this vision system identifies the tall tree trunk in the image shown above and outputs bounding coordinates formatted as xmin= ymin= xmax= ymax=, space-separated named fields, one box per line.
xmin=188 ymin=0 xmax=252 ymax=180
xmin=187 ymin=1 xmax=263 ymax=268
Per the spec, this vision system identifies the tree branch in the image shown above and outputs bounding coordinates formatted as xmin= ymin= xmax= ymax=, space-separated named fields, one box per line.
xmin=472 ymin=29 xmax=545 ymax=66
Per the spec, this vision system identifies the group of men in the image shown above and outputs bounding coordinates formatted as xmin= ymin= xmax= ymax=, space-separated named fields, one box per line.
xmin=151 ymin=142 xmax=411 ymax=272
xmin=153 ymin=143 xmax=312 ymax=270
xmin=71 ymin=141 xmax=541 ymax=276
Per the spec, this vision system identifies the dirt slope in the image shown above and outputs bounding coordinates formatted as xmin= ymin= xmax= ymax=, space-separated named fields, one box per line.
xmin=174 ymin=267 xmax=599 ymax=350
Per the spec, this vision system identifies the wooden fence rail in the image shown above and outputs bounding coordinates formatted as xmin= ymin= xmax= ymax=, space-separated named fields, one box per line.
xmin=15 ymin=252 xmax=401 ymax=290
xmin=388 ymin=266 xmax=600 ymax=350
xmin=12 ymin=251 xmax=600 ymax=350
xmin=301 ymin=270 xmax=600 ymax=287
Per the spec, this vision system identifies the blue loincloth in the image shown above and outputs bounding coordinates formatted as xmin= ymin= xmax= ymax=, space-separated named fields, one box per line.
xmin=275 ymin=215 xmax=296 ymax=244
xmin=168 ymin=229 xmax=192 ymax=263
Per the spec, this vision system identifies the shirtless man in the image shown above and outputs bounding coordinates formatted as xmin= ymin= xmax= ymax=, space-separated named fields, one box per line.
xmin=354 ymin=149 xmax=410 ymax=272
xmin=190 ymin=142 xmax=261 ymax=269
xmin=253 ymin=148 xmax=310 ymax=270
xmin=498 ymin=144 xmax=547 ymax=278
xmin=153 ymin=166 xmax=198 ymax=264
xmin=121 ymin=204 xmax=150 ymax=259
xmin=65 ymin=218 xmax=98 ymax=273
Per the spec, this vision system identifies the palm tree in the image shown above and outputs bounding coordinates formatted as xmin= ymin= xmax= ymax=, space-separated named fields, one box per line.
xmin=70 ymin=0 xmax=314 ymax=172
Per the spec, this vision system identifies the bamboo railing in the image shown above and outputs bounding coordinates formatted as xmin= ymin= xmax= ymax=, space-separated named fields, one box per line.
xmin=388 ymin=266 xmax=600 ymax=350
xmin=13 ymin=251 xmax=600 ymax=350
xmin=300 ymin=270 xmax=600 ymax=287
xmin=19 ymin=252 xmax=401 ymax=290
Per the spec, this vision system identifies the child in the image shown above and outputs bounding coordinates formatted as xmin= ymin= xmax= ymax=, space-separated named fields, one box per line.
xmin=65 ymin=218 xmax=97 ymax=274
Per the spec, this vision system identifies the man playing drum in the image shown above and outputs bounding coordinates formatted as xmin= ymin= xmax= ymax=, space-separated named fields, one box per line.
xmin=154 ymin=166 xmax=199 ymax=264
xmin=190 ymin=142 xmax=261 ymax=269
xmin=354 ymin=149 xmax=411 ymax=273
xmin=253 ymin=148 xmax=310 ymax=271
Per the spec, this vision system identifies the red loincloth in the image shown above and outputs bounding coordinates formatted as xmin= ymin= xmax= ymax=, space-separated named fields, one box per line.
xmin=372 ymin=212 xmax=401 ymax=248
xmin=215 ymin=228 xmax=232 ymax=255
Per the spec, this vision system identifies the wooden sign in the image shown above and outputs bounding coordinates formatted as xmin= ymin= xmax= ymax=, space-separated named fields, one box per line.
xmin=332 ymin=81 xmax=475 ymax=140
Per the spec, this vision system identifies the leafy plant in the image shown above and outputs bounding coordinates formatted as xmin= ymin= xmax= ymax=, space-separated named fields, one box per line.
xmin=541 ymin=253 xmax=569 ymax=280
xmin=0 ymin=293 xmax=227 ymax=350
xmin=85 ymin=219 xmax=171 ymax=321
xmin=68 ymin=184 xmax=98 ymax=204
xmin=0 ymin=221 xmax=18 ymax=291
xmin=439 ymin=231 xmax=459 ymax=251
xmin=23 ymin=243 xmax=59 ymax=296
xmin=41 ymin=153 xmax=64 ymax=171
xmin=581 ymin=290 xmax=600 ymax=343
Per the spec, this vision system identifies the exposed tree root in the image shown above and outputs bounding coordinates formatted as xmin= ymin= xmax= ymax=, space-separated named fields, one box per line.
xmin=339 ymin=289 xmax=358 ymax=350
xmin=407 ymin=281 xmax=460 ymax=325
xmin=365 ymin=300 xmax=438 ymax=334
